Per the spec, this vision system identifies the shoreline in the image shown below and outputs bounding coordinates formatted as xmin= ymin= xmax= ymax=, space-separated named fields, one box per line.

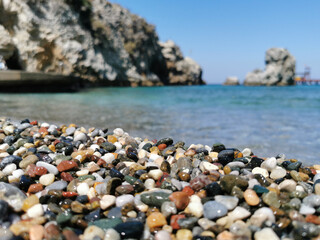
xmin=0 ymin=118 xmax=320 ymax=239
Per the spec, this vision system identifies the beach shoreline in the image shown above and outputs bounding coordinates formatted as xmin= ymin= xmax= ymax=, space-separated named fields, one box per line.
xmin=0 ymin=118 xmax=320 ymax=239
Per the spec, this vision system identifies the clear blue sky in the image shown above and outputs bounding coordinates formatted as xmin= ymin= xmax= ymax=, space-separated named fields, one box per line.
xmin=111 ymin=0 xmax=320 ymax=84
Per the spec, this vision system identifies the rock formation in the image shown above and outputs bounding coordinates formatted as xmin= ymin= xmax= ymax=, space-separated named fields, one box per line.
xmin=159 ymin=40 xmax=204 ymax=85
xmin=0 ymin=0 xmax=204 ymax=86
xmin=223 ymin=76 xmax=239 ymax=86
xmin=244 ymin=48 xmax=295 ymax=86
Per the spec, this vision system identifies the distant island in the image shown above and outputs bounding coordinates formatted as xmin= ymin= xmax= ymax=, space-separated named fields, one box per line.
xmin=0 ymin=0 xmax=205 ymax=87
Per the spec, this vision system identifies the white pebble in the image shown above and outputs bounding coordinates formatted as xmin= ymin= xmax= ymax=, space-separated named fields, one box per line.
xmin=27 ymin=204 xmax=44 ymax=218
xmin=241 ymin=148 xmax=252 ymax=157
xmin=254 ymin=228 xmax=279 ymax=240
xmin=186 ymin=200 xmax=203 ymax=218
xmin=0 ymin=143 xmax=9 ymax=151
xmin=104 ymin=228 xmax=121 ymax=240
xmin=252 ymin=167 xmax=269 ymax=178
xmin=148 ymin=169 xmax=163 ymax=180
xmin=270 ymin=167 xmax=286 ymax=179
xmin=250 ymin=207 xmax=275 ymax=227
xmin=77 ymin=182 xmax=90 ymax=195
xmin=116 ymin=194 xmax=134 ymax=207
xmin=155 ymin=230 xmax=172 ymax=240
xmin=101 ymin=153 xmax=115 ymax=163
xmin=228 ymin=206 xmax=251 ymax=222
xmin=76 ymin=169 xmax=89 ymax=177
xmin=100 ymin=195 xmax=116 ymax=210
xmin=36 ymin=162 xmax=59 ymax=175
xmin=215 ymin=195 xmax=239 ymax=210
xmin=144 ymin=178 xmax=156 ymax=190
xmin=261 ymin=157 xmax=277 ymax=172
xmin=200 ymin=161 xmax=219 ymax=172
xmin=12 ymin=169 xmax=24 ymax=179
xmin=83 ymin=226 xmax=105 ymax=240
xmin=2 ymin=163 xmax=17 ymax=175
xmin=299 ymin=204 xmax=315 ymax=215
xmin=89 ymin=144 xmax=100 ymax=151
xmin=39 ymin=173 xmax=55 ymax=186
xmin=149 ymin=153 xmax=161 ymax=162
xmin=113 ymin=128 xmax=124 ymax=136
xmin=114 ymin=142 xmax=122 ymax=151
xmin=279 ymin=179 xmax=296 ymax=192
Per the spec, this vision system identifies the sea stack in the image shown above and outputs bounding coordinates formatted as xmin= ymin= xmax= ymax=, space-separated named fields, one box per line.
xmin=244 ymin=48 xmax=296 ymax=86
xmin=223 ymin=76 xmax=240 ymax=85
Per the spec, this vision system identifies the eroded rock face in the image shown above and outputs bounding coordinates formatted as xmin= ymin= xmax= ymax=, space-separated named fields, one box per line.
xmin=244 ymin=48 xmax=295 ymax=86
xmin=0 ymin=25 xmax=14 ymax=60
xmin=0 ymin=0 xmax=203 ymax=86
xmin=159 ymin=40 xmax=205 ymax=85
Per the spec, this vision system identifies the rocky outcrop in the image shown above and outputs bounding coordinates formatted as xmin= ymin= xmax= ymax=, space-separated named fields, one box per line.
xmin=159 ymin=40 xmax=204 ymax=85
xmin=244 ymin=48 xmax=295 ymax=86
xmin=0 ymin=25 xmax=14 ymax=60
xmin=223 ymin=76 xmax=239 ymax=86
xmin=0 ymin=0 xmax=204 ymax=86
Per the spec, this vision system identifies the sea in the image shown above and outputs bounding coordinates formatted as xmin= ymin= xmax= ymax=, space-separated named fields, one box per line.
xmin=0 ymin=85 xmax=319 ymax=165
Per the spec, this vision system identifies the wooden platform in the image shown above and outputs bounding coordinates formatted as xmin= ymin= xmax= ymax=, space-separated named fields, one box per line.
xmin=0 ymin=70 xmax=83 ymax=92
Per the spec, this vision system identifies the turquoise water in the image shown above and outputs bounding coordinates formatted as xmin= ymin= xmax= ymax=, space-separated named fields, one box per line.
xmin=1 ymin=85 xmax=320 ymax=164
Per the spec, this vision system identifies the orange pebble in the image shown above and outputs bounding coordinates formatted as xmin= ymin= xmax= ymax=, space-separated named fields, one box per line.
xmin=243 ymin=189 xmax=260 ymax=206
xmin=107 ymin=135 xmax=117 ymax=143
xmin=147 ymin=212 xmax=167 ymax=228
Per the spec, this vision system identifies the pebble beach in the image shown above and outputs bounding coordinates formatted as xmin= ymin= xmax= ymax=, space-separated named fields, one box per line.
xmin=1 ymin=118 xmax=320 ymax=240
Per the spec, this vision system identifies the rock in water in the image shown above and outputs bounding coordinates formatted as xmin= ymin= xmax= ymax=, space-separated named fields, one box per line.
xmin=244 ymin=48 xmax=295 ymax=86
xmin=0 ymin=182 xmax=27 ymax=211
xmin=159 ymin=40 xmax=205 ymax=85
xmin=223 ymin=76 xmax=240 ymax=85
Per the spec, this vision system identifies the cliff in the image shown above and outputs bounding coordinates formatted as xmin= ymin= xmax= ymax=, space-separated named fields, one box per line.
xmin=0 ymin=0 xmax=205 ymax=86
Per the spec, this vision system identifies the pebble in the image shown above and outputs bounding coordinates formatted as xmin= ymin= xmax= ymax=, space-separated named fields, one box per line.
xmin=100 ymin=195 xmax=116 ymax=210
xmin=29 ymin=225 xmax=45 ymax=240
xmin=82 ymin=225 xmax=105 ymax=240
xmin=148 ymin=169 xmax=163 ymax=180
xmin=39 ymin=173 xmax=55 ymax=186
xmin=203 ymin=201 xmax=228 ymax=219
xmin=270 ymin=167 xmax=287 ymax=179
xmin=36 ymin=162 xmax=59 ymax=175
xmin=115 ymin=194 xmax=134 ymax=207
xmin=169 ymin=191 xmax=190 ymax=210
xmin=147 ymin=212 xmax=167 ymax=228
xmin=254 ymin=227 xmax=280 ymax=240
xmin=77 ymin=182 xmax=90 ymax=195
xmin=155 ymin=230 xmax=172 ymax=240
xmin=176 ymin=229 xmax=193 ymax=240
xmin=279 ymin=179 xmax=297 ymax=192
xmin=215 ymin=195 xmax=239 ymax=210
xmin=0 ymin=182 xmax=26 ymax=211
xmin=244 ymin=189 xmax=260 ymax=206
xmin=114 ymin=221 xmax=144 ymax=239
xmin=27 ymin=203 xmax=44 ymax=218
xmin=0 ymin=118 xmax=318 ymax=240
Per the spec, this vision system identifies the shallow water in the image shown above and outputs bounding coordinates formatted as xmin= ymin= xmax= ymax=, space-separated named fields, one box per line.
xmin=1 ymin=85 xmax=320 ymax=164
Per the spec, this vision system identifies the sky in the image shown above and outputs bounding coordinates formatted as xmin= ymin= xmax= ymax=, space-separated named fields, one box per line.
xmin=111 ymin=0 xmax=320 ymax=84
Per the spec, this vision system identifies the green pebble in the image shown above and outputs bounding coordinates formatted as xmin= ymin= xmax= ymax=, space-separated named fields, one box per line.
xmin=253 ymin=185 xmax=269 ymax=194
xmin=289 ymin=190 xmax=308 ymax=199
xmin=140 ymin=191 xmax=170 ymax=208
xmin=88 ymin=218 xmax=122 ymax=230
xmin=262 ymin=191 xmax=280 ymax=208
xmin=78 ymin=175 xmax=96 ymax=181
xmin=56 ymin=211 xmax=72 ymax=224
xmin=124 ymin=175 xmax=137 ymax=185
xmin=54 ymin=155 xmax=72 ymax=161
